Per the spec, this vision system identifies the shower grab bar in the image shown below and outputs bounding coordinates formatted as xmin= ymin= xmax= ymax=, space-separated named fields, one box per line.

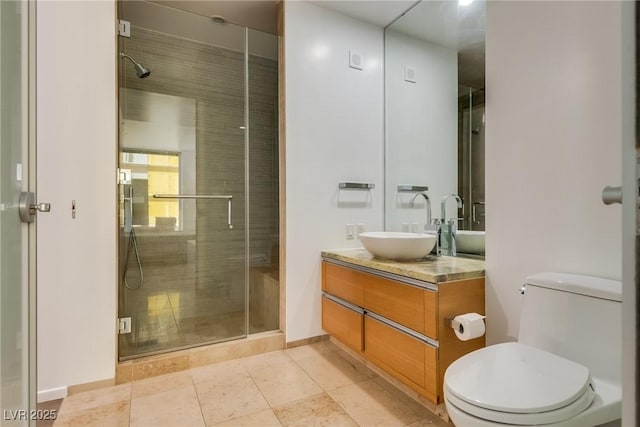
xmin=152 ymin=194 xmax=234 ymax=229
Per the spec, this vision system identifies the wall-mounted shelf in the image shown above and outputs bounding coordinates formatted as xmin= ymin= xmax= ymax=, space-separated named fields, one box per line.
xmin=339 ymin=182 xmax=375 ymax=190
xmin=397 ymin=185 xmax=429 ymax=192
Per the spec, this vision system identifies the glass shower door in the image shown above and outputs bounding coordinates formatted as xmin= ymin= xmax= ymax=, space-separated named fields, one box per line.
xmin=117 ymin=2 xmax=248 ymax=359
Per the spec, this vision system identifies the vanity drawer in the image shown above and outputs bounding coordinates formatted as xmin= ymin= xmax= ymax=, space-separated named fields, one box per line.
xmin=363 ymin=273 xmax=437 ymax=338
xmin=364 ymin=315 xmax=437 ymax=401
xmin=322 ymin=295 xmax=363 ymax=351
xmin=322 ymin=262 xmax=364 ymax=306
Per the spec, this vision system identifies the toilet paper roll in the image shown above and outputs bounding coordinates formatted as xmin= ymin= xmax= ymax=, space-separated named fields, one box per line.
xmin=452 ymin=313 xmax=486 ymax=341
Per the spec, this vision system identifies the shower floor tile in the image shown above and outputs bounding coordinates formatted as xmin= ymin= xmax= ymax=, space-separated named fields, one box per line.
xmin=119 ymin=260 xmax=251 ymax=359
xmin=52 ymin=342 xmax=451 ymax=427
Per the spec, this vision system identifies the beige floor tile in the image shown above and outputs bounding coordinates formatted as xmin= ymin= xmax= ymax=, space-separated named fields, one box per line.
xmin=131 ymin=370 xmax=194 ymax=399
xmin=58 ymin=384 xmax=131 ymax=415
xmin=53 ymin=400 xmax=129 ymax=427
xmin=273 ymin=393 xmax=357 ymax=427
xmin=285 ymin=340 xmax=339 ymax=362
xmin=249 ymin=359 xmax=323 ymax=407
xmin=130 ymin=384 xmax=204 ymax=427
xmin=240 ymin=350 xmax=292 ymax=374
xmin=195 ymin=373 xmax=270 ymax=425
xmin=328 ymin=379 xmax=430 ymax=427
xmin=294 ymin=350 xmax=376 ymax=391
xmin=213 ymin=409 xmax=282 ymax=427
xmin=371 ymin=376 xmax=436 ymax=417
xmin=190 ymin=359 xmax=247 ymax=384
xmin=406 ymin=416 xmax=453 ymax=427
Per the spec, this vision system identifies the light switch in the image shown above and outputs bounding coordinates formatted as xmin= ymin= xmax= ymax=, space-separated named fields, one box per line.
xmin=404 ymin=66 xmax=416 ymax=83
xmin=349 ymin=50 xmax=363 ymax=70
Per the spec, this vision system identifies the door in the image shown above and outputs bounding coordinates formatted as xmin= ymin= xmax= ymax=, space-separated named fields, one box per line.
xmin=1 ymin=1 xmax=36 ymax=424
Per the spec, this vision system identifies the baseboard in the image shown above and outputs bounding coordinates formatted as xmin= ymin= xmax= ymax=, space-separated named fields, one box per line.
xmin=37 ymin=386 xmax=67 ymax=403
xmin=286 ymin=334 xmax=329 ymax=349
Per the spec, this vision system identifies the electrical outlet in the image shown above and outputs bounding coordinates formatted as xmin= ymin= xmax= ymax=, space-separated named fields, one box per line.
xmin=345 ymin=224 xmax=355 ymax=240
xmin=411 ymin=223 xmax=419 ymax=233
xmin=356 ymin=223 xmax=366 ymax=237
xmin=402 ymin=223 xmax=409 ymax=232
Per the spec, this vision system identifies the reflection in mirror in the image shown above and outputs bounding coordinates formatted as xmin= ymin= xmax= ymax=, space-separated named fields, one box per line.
xmin=384 ymin=0 xmax=486 ymax=255
xmin=120 ymin=89 xmax=196 ymax=233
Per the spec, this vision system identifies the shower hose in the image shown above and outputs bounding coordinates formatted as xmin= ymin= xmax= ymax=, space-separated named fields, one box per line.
xmin=123 ymin=227 xmax=144 ymax=290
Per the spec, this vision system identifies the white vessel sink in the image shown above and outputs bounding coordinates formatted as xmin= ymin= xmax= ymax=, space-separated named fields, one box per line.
xmin=456 ymin=230 xmax=485 ymax=255
xmin=359 ymin=232 xmax=437 ymax=261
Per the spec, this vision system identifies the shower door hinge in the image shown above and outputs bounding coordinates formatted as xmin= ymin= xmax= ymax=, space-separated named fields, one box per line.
xmin=118 ymin=168 xmax=131 ymax=185
xmin=118 ymin=20 xmax=131 ymax=38
xmin=118 ymin=317 xmax=132 ymax=334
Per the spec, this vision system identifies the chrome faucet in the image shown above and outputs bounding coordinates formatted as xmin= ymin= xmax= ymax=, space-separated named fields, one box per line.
xmin=411 ymin=192 xmax=441 ymax=256
xmin=441 ymin=194 xmax=463 ymax=256
xmin=441 ymin=194 xmax=463 ymax=222
xmin=410 ymin=192 xmax=431 ymax=226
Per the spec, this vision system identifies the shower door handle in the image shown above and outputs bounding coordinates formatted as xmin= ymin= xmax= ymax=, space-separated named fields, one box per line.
xmin=152 ymin=194 xmax=234 ymax=229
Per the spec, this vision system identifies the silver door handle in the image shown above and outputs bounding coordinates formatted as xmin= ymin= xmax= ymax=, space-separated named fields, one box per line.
xmin=472 ymin=202 xmax=485 ymax=223
xmin=602 ymin=186 xmax=622 ymax=205
xmin=19 ymin=192 xmax=51 ymax=223
xmin=152 ymin=194 xmax=233 ymax=229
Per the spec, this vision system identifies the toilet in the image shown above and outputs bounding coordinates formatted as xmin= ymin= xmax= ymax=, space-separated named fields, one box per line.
xmin=444 ymin=272 xmax=622 ymax=427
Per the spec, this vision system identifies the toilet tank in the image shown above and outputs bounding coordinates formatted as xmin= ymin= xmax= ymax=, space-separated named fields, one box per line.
xmin=518 ymin=272 xmax=621 ymax=385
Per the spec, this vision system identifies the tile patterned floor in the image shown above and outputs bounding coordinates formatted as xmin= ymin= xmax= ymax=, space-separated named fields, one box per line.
xmin=51 ymin=341 xmax=451 ymax=427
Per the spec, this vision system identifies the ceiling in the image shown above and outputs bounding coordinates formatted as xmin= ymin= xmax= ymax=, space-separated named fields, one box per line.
xmin=149 ymin=1 xmax=280 ymax=34
xmin=149 ymin=0 xmax=418 ymax=35
xmin=145 ymin=0 xmax=484 ymax=88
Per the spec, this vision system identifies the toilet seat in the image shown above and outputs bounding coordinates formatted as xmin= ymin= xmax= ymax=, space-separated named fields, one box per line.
xmin=444 ymin=342 xmax=596 ymax=425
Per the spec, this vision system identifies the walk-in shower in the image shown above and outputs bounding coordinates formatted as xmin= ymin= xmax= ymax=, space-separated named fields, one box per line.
xmin=117 ymin=1 xmax=280 ymax=360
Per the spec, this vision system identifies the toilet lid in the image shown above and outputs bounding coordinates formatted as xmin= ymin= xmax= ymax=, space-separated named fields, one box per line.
xmin=445 ymin=342 xmax=594 ymax=421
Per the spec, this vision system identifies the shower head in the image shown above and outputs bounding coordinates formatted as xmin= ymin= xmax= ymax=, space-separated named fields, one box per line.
xmin=120 ymin=52 xmax=151 ymax=79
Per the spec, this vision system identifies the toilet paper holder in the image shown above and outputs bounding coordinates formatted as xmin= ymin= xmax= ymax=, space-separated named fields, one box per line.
xmin=445 ymin=317 xmax=462 ymax=332
xmin=445 ymin=314 xmax=486 ymax=330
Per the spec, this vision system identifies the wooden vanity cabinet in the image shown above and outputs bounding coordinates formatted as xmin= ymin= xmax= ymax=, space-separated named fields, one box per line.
xmin=321 ymin=259 xmax=485 ymax=404
xmin=321 ymin=296 xmax=363 ymax=351
xmin=322 ymin=262 xmax=364 ymax=306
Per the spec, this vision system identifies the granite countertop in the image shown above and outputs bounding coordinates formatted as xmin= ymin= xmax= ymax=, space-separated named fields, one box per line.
xmin=321 ymin=248 xmax=485 ymax=284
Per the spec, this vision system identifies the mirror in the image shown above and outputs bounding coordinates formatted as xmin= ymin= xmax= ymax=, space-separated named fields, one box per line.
xmin=384 ymin=0 xmax=486 ymax=249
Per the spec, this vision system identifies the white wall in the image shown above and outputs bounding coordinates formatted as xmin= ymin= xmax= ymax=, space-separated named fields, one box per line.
xmin=36 ymin=0 xmax=116 ymax=399
xmin=284 ymin=1 xmax=384 ymax=342
xmin=384 ymin=30 xmax=457 ymax=231
xmin=485 ymin=1 xmax=622 ymax=344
